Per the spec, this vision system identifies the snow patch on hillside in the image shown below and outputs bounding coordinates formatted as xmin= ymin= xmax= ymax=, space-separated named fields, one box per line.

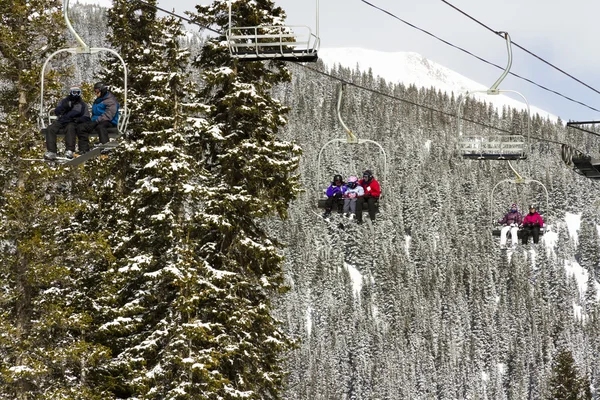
xmin=344 ymin=262 xmax=363 ymax=299
xmin=319 ymin=48 xmax=557 ymax=122
xmin=565 ymin=212 xmax=581 ymax=244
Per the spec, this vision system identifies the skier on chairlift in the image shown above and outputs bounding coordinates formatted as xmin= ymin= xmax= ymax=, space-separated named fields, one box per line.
xmin=44 ymin=85 xmax=91 ymax=160
xmin=343 ymin=176 xmax=364 ymax=221
xmin=322 ymin=174 xmax=346 ymax=219
xmin=521 ymin=205 xmax=544 ymax=245
xmin=77 ymin=82 xmax=119 ymax=154
xmin=356 ymin=170 xmax=381 ymax=224
xmin=497 ymin=203 xmax=522 ymax=249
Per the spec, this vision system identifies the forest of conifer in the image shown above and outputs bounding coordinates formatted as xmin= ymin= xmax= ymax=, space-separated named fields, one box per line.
xmin=0 ymin=1 xmax=598 ymax=399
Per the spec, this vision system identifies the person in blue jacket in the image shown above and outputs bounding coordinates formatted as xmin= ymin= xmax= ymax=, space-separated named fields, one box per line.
xmin=44 ymin=86 xmax=90 ymax=160
xmin=77 ymin=82 xmax=119 ymax=153
xmin=322 ymin=174 xmax=346 ymax=219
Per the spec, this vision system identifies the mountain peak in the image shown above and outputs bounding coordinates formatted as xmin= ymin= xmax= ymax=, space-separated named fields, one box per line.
xmin=319 ymin=47 xmax=556 ymax=121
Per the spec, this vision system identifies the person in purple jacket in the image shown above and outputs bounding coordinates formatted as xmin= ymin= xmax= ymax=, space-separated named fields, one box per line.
xmin=322 ymin=174 xmax=346 ymax=219
xmin=497 ymin=203 xmax=523 ymax=249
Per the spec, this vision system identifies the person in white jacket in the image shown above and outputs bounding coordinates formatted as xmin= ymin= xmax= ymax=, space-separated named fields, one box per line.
xmin=343 ymin=176 xmax=364 ymax=221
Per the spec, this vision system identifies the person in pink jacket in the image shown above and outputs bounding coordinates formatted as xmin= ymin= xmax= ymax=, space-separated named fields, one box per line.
xmin=521 ymin=205 xmax=544 ymax=245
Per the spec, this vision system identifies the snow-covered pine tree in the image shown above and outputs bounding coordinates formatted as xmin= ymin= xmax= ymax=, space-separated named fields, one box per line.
xmin=77 ymin=1 xmax=237 ymax=397
xmin=0 ymin=1 xmax=113 ymax=398
xmin=187 ymin=0 xmax=302 ymax=397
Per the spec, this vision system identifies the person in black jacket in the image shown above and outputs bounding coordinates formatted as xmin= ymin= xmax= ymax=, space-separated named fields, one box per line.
xmin=44 ymin=86 xmax=91 ymax=160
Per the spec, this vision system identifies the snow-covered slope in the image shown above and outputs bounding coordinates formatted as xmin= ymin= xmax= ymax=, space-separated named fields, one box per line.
xmin=319 ymin=47 xmax=556 ymax=121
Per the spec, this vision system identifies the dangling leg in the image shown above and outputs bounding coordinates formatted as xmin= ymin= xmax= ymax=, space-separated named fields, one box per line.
xmin=521 ymin=228 xmax=529 ymax=245
xmin=77 ymin=121 xmax=95 ymax=153
xmin=324 ymin=196 xmax=334 ymax=215
xmin=367 ymin=197 xmax=377 ymax=222
xmin=355 ymin=197 xmax=364 ymax=223
xmin=510 ymin=226 xmax=519 ymax=247
xmin=45 ymin=121 xmax=63 ymax=153
xmin=349 ymin=198 xmax=357 ymax=219
xmin=500 ymin=226 xmax=510 ymax=247
xmin=334 ymin=193 xmax=344 ymax=213
xmin=532 ymin=226 xmax=540 ymax=244
xmin=343 ymin=198 xmax=351 ymax=216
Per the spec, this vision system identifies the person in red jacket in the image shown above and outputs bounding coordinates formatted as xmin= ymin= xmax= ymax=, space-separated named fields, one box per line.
xmin=356 ymin=170 xmax=381 ymax=224
xmin=522 ymin=205 xmax=544 ymax=245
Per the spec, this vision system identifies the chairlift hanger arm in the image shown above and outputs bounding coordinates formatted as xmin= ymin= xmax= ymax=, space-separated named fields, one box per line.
xmin=337 ymin=84 xmax=357 ymax=143
xmin=489 ymin=32 xmax=512 ymax=93
xmin=63 ymin=0 xmax=89 ymax=51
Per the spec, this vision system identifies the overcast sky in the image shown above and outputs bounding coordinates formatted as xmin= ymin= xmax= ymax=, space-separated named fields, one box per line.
xmin=76 ymin=0 xmax=600 ymax=122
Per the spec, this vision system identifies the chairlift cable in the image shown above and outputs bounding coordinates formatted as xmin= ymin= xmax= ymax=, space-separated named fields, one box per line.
xmin=136 ymin=0 xmax=221 ymax=35
xmin=129 ymin=0 xmax=597 ymax=158
xmin=296 ymin=62 xmax=514 ymax=134
xmin=360 ymin=0 xmax=600 ymax=114
xmin=440 ymin=0 xmax=600 ymax=98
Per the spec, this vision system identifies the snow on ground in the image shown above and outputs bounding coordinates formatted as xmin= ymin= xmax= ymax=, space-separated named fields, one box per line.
xmin=344 ymin=262 xmax=363 ymax=299
xmin=565 ymin=212 xmax=581 ymax=244
xmin=306 ymin=306 xmax=313 ymax=336
xmin=565 ymin=260 xmax=589 ymax=297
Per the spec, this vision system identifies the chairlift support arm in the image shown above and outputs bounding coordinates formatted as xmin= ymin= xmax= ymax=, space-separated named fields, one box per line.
xmin=489 ymin=32 xmax=512 ymax=93
xmin=337 ymin=84 xmax=358 ymax=143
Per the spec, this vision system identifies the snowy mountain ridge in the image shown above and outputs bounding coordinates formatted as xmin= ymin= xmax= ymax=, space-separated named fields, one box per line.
xmin=319 ymin=47 xmax=557 ymax=122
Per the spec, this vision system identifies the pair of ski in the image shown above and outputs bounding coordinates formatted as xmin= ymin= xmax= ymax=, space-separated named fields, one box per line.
xmin=315 ymin=211 xmax=346 ymax=230
xmin=22 ymin=142 xmax=118 ymax=166
xmin=314 ymin=211 xmax=375 ymax=235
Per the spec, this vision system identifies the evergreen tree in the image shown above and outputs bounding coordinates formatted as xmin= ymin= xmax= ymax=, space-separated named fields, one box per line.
xmin=547 ymin=349 xmax=591 ymax=400
xmin=80 ymin=0 xmax=231 ymax=397
xmin=188 ymin=0 xmax=302 ymax=397
xmin=0 ymin=1 xmax=113 ymax=398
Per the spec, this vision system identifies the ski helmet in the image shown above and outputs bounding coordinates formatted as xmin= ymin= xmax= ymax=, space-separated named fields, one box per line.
xmin=333 ymin=174 xmax=343 ymax=184
xmin=93 ymin=81 xmax=108 ymax=96
xmin=69 ymin=86 xmax=82 ymax=97
xmin=348 ymin=176 xmax=358 ymax=183
xmin=362 ymin=170 xmax=373 ymax=180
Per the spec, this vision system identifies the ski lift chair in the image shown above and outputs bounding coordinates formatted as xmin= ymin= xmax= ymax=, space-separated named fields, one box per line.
xmin=490 ymin=169 xmax=549 ymax=239
xmin=38 ymin=0 xmax=129 ymax=153
xmin=316 ymin=84 xmax=387 ymax=214
xmin=456 ymin=32 xmax=530 ymax=161
xmin=226 ymin=0 xmax=320 ymax=62
xmin=561 ymin=124 xmax=600 ymax=179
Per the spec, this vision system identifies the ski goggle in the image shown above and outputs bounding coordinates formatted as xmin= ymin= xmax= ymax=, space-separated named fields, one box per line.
xmin=70 ymin=89 xmax=81 ymax=96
